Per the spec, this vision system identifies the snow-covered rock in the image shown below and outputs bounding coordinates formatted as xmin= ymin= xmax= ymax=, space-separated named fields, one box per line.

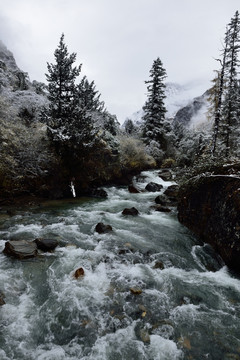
xmin=0 ymin=40 xmax=48 ymax=122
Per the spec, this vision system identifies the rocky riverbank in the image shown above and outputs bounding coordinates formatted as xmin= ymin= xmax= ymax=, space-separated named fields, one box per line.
xmin=178 ymin=174 xmax=240 ymax=274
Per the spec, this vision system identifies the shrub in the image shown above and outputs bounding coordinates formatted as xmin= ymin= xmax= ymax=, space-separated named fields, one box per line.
xmin=161 ymin=158 xmax=176 ymax=168
xmin=118 ymin=135 xmax=156 ymax=172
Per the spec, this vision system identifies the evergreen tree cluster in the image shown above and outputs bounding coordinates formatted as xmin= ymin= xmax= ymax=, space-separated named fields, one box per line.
xmin=43 ymin=34 xmax=155 ymax=192
xmin=210 ymin=11 xmax=240 ymax=158
xmin=45 ymin=34 xmax=113 ymax=158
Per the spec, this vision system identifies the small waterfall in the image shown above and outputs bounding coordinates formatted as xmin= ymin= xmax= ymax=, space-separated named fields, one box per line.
xmin=70 ymin=181 xmax=76 ymax=198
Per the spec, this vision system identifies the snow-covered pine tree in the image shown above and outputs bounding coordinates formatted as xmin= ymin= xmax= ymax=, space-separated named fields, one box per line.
xmin=76 ymin=76 xmax=121 ymax=137
xmin=124 ymin=118 xmax=136 ymax=135
xmin=45 ymin=34 xmax=99 ymax=156
xmin=45 ymin=34 xmax=81 ymax=138
xmin=209 ymin=36 xmax=228 ymax=155
xmin=142 ymin=57 xmax=168 ymax=162
xmin=222 ymin=11 xmax=240 ymax=157
xmin=77 ymin=76 xmax=105 ymax=112
xmin=210 ymin=11 xmax=240 ymax=158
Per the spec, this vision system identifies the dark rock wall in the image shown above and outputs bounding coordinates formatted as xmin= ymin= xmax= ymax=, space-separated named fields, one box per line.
xmin=178 ymin=175 xmax=240 ymax=273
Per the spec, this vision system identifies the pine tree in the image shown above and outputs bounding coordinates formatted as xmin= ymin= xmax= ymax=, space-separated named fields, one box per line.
xmin=46 ymin=34 xmax=81 ymax=134
xmin=210 ymin=38 xmax=228 ymax=155
xmin=210 ymin=11 xmax=240 ymax=157
xmin=45 ymin=34 xmax=99 ymax=155
xmin=124 ymin=118 xmax=135 ymax=135
xmin=222 ymin=11 xmax=240 ymax=156
xmin=77 ymin=76 xmax=105 ymax=112
xmin=142 ymin=57 xmax=167 ymax=152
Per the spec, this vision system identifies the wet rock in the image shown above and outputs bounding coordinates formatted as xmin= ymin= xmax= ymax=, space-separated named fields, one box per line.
xmin=194 ymin=243 xmax=224 ymax=272
xmin=155 ymin=184 xmax=179 ymax=206
xmin=178 ymin=175 xmax=240 ymax=273
xmin=139 ymin=304 xmax=147 ymax=313
xmin=140 ymin=328 xmax=150 ymax=343
xmin=34 ymin=238 xmax=59 ymax=252
xmin=130 ymin=287 xmax=142 ymax=295
xmin=153 ymin=261 xmax=165 ymax=270
xmin=124 ymin=242 xmax=132 ymax=248
xmin=158 ymin=170 xmax=172 ymax=181
xmin=95 ymin=222 xmax=113 ymax=234
xmin=132 ymin=304 xmax=148 ymax=319
xmin=128 ymin=184 xmax=140 ymax=193
xmin=152 ymin=205 xmax=171 ymax=213
xmin=155 ymin=194 xmax=169 ymax=206
xmin=89 ymin=188 xmax=108 ymax=198
xmin=81 ymin=319 xmax=91 ymax=327
xmin=0 ymin=291 xmax=5 ymax=306
xmin=159 ymin=173 xmax=172 ymax=182
xmin=74 ymin=267 xmax=85 ymax=278
xmin=113 ymin=313 xmax=126 ymax=321
xmin=145 ymin=182 xmax=163 ymax=192
xmin=3 ymin=240 xmax=37 ymax=259
xmin=135 ymin=323 xmax=150 ymax=343
xmin=118 ymin=248 xmax=133 ymax=255
xmin=164 ymin=184 xmax=179 ymax=199
xmin=122 ymin=207 xmax=139 ymax=216
xmin=178 ymin=336 xmax=191 ymax=350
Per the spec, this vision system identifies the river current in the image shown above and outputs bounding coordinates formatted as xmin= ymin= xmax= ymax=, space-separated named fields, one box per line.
xmin=0 ymin=170 xmax=240 ymax=360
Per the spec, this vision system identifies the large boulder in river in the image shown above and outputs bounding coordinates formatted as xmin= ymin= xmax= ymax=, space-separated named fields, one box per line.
xmin=3 ymin=240 xmax=37 ymax=259
xmin=34 ymin=238 xmax=59 ymax=252
xmin=122 ymin=207 xmax=139 ymax=216
xmin=145 ymin=182 xmax=163 ymax=192
xmin=152 ymin=205 xmax=171 ymax=213
xmin=178 ymin=175 xmax=240 ymax=273
xmin=164 ymin=185 xmax=179 ymax=199
xmin=155 ymin=194 xmax=170 ymax=206
xmin=95 ymin=222 xmax=113 ymax=234
xmin=128 ymin=184 xmax=140 ymax=193
xmin=155 ymin=187 xmax=178 ymax=207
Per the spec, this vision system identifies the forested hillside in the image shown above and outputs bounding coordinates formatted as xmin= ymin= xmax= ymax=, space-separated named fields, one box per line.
xmin=0 ymin=37 xmax=154 ymax=200
xmin=1 ymin=11 xmax=240 ymax=201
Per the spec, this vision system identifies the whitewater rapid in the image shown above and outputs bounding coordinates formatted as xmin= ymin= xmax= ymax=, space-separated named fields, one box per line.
xmin=0 ymin=170 xmax=240 ymax=360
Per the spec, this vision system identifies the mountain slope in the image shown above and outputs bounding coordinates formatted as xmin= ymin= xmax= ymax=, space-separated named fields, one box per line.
xmin=124 ymin=81 xmax=209 ymax=130
xmin=0 ymin=40 xmax=48 ymax=122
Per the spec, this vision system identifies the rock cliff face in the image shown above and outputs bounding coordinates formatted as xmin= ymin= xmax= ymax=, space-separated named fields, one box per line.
xmin=0 ymin=40 xmax=47 ymax=122
xmin=173 ymin=90 xmax=209 ymax=129
xmin=178 ymin=175 xmax=240 ymax=273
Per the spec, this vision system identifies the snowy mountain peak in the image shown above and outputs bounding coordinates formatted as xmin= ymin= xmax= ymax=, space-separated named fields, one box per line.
xmin=123 ymin=81 xmax=210 ymax=129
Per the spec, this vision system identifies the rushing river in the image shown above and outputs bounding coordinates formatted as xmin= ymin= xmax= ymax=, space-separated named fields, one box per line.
xmin=0 ymin=170 xmax=240 ymax=360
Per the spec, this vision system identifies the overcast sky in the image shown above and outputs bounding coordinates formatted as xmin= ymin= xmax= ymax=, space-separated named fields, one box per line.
xmin=0 ymin=0 xmax=239 ymax=123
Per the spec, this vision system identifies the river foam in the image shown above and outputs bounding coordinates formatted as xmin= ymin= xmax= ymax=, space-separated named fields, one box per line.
xmin=0 ymin=170 xmax=240 ymax=359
